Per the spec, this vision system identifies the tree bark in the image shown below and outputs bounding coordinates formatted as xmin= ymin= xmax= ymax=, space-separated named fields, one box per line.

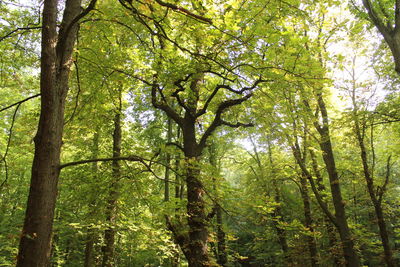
xmin=362 ymin=0 xmax=400 ymax=74
xmin=165 ymin=117 xmax=173 ymax=202
xmin=315 ymin=94 xmax=360 ymax=267
xmin=185 ymin=157 xmax=210 ymax=267
xmin=151 ymin=66 xmax=259 ymax=266
xmin=17 ymin=0 xmax=83 ymax=265
xmin=299 ymin=173 xmax=319 ymax=267
xmin=102 ymin=107 xmax=122 ymax=267
xmin=84 ymin=231 xmax=96 ymax=267
xmin=179 ymin=75 xmax=213 ymax=267
xmin=309 ymin=149 xmax=343 ymax=266
xmin=181 ymin=104 xmax=211 ymax=266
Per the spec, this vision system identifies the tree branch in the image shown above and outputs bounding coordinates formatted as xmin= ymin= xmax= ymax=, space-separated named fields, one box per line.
xmin=195 ymin=85 xmax=223 ymax=117
xmin=0 ymin=26 xmax=42 ymax=42
xmin=220 ymin=120 xmax=253 ymax=128
xmin=59 ymin=0 xmax=98 ymax=45
xmin=0 ymin=94 xmax=40 ymax=113
xmin=153 ymin=0 xmax=212 ymax=24
xmin=0 ymin=103 xmax=21 ymax=190
xmin=152 ymin=75 xmax=184 ymax=126
xmin=171 ymin=73 xmax=194 ymax=113
xmin=291 ymin=142 xmax=338 ymax=228
xmin=362 ymin=0 xmax=392 ymax=35
xmin=166 ymin=142 xmax=184 ymax=152
xmin=65 ymin=59 xmax=82 ymax=125
xmin=198 ymin=93 xmax=252 ymax=149
xmin=378 ymin=155 xmax=392 ymax=203
xmin=59 ymin=156 xmax=147 ymax=169
xmin=60 ymin=155 xmax=182 ymax=182
xmin=197 ymin=78 xmax=271 ymax=118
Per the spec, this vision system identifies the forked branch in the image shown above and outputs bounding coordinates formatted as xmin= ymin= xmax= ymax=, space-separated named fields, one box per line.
xmin=198 ymin=93 xmax=253 ymax=149
xmin=196 ymin=78 xmax=271 ymax=117
xmin=151 ymin=75 xmax=184 ymax=126
xmin=0 ymin=94 xmax=40 ymax=113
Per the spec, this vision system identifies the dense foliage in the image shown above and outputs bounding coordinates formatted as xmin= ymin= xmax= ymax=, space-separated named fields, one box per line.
xmin=1 ymin=0 xmax=400 ymax=266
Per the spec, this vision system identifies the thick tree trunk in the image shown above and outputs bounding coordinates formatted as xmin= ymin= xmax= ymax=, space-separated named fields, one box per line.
xmin=151 ymin=67 xmax=255 ymax=265
xmin=185 ymin=157 xmax=210 ymax=267
xmin=315 ymin=94 xmax=360 ymax=267
xmin=17 ymin=0 xmax=82 ymax=265
xmin=102 ymin=110 xmax=122 ymax=267
xmin=181 ymin=110 xmax=212 ymax=266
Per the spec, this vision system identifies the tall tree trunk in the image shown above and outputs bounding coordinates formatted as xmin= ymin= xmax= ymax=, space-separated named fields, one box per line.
xmin=174 ymin=127 xmax=184 ymax=202
xmin=351 ymin=94 xmax=395 ymax=267
xmin=165 ymin=117 xmax=173 ymax=202
xmin=180 ymin=73 xmax=212 ymax=266
xmin=299 ymin=173 xmax=319 ymax=267
xmin=271 ymin=179 xmax=289 ymax=257
xmin=84 ymin=230 xmax=96 ymax=267
xmin=185 ymin=157 xmax=210 ymax=266
xmin=314 ymin=94 xmax=360 ymax=267
xmin=102 ymin=103 xmax=122 ymax=267
xmin=84 ymin=130 xmax=100 ymax=267
xmin=151 ymin=66 xmax=258 ymax=265
xmin=163 ymin=119 xmax=181 ymax=267
xmin=266 ymin=140 xmax=289 ymax=260
xmin=17 ymin=0 xmax=85 ymax=265
xmin=292 ymin=141 xmax=343 ymax=266
xmin=309 ymin=149 xmax=343 ymax=266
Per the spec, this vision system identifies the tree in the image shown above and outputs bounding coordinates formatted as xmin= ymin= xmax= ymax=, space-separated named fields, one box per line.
xmin=101 ymin=88 xmax=122 ymax=267
xmin=151 ymin=70 xmax=265 ymax=265
xmin=17 ymin=0 xmax=97 ymax=265
xmin=337 ymin=53 xmax=396 ymax=266
xmin=361 ymin=0 xmax=400 ymax=74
